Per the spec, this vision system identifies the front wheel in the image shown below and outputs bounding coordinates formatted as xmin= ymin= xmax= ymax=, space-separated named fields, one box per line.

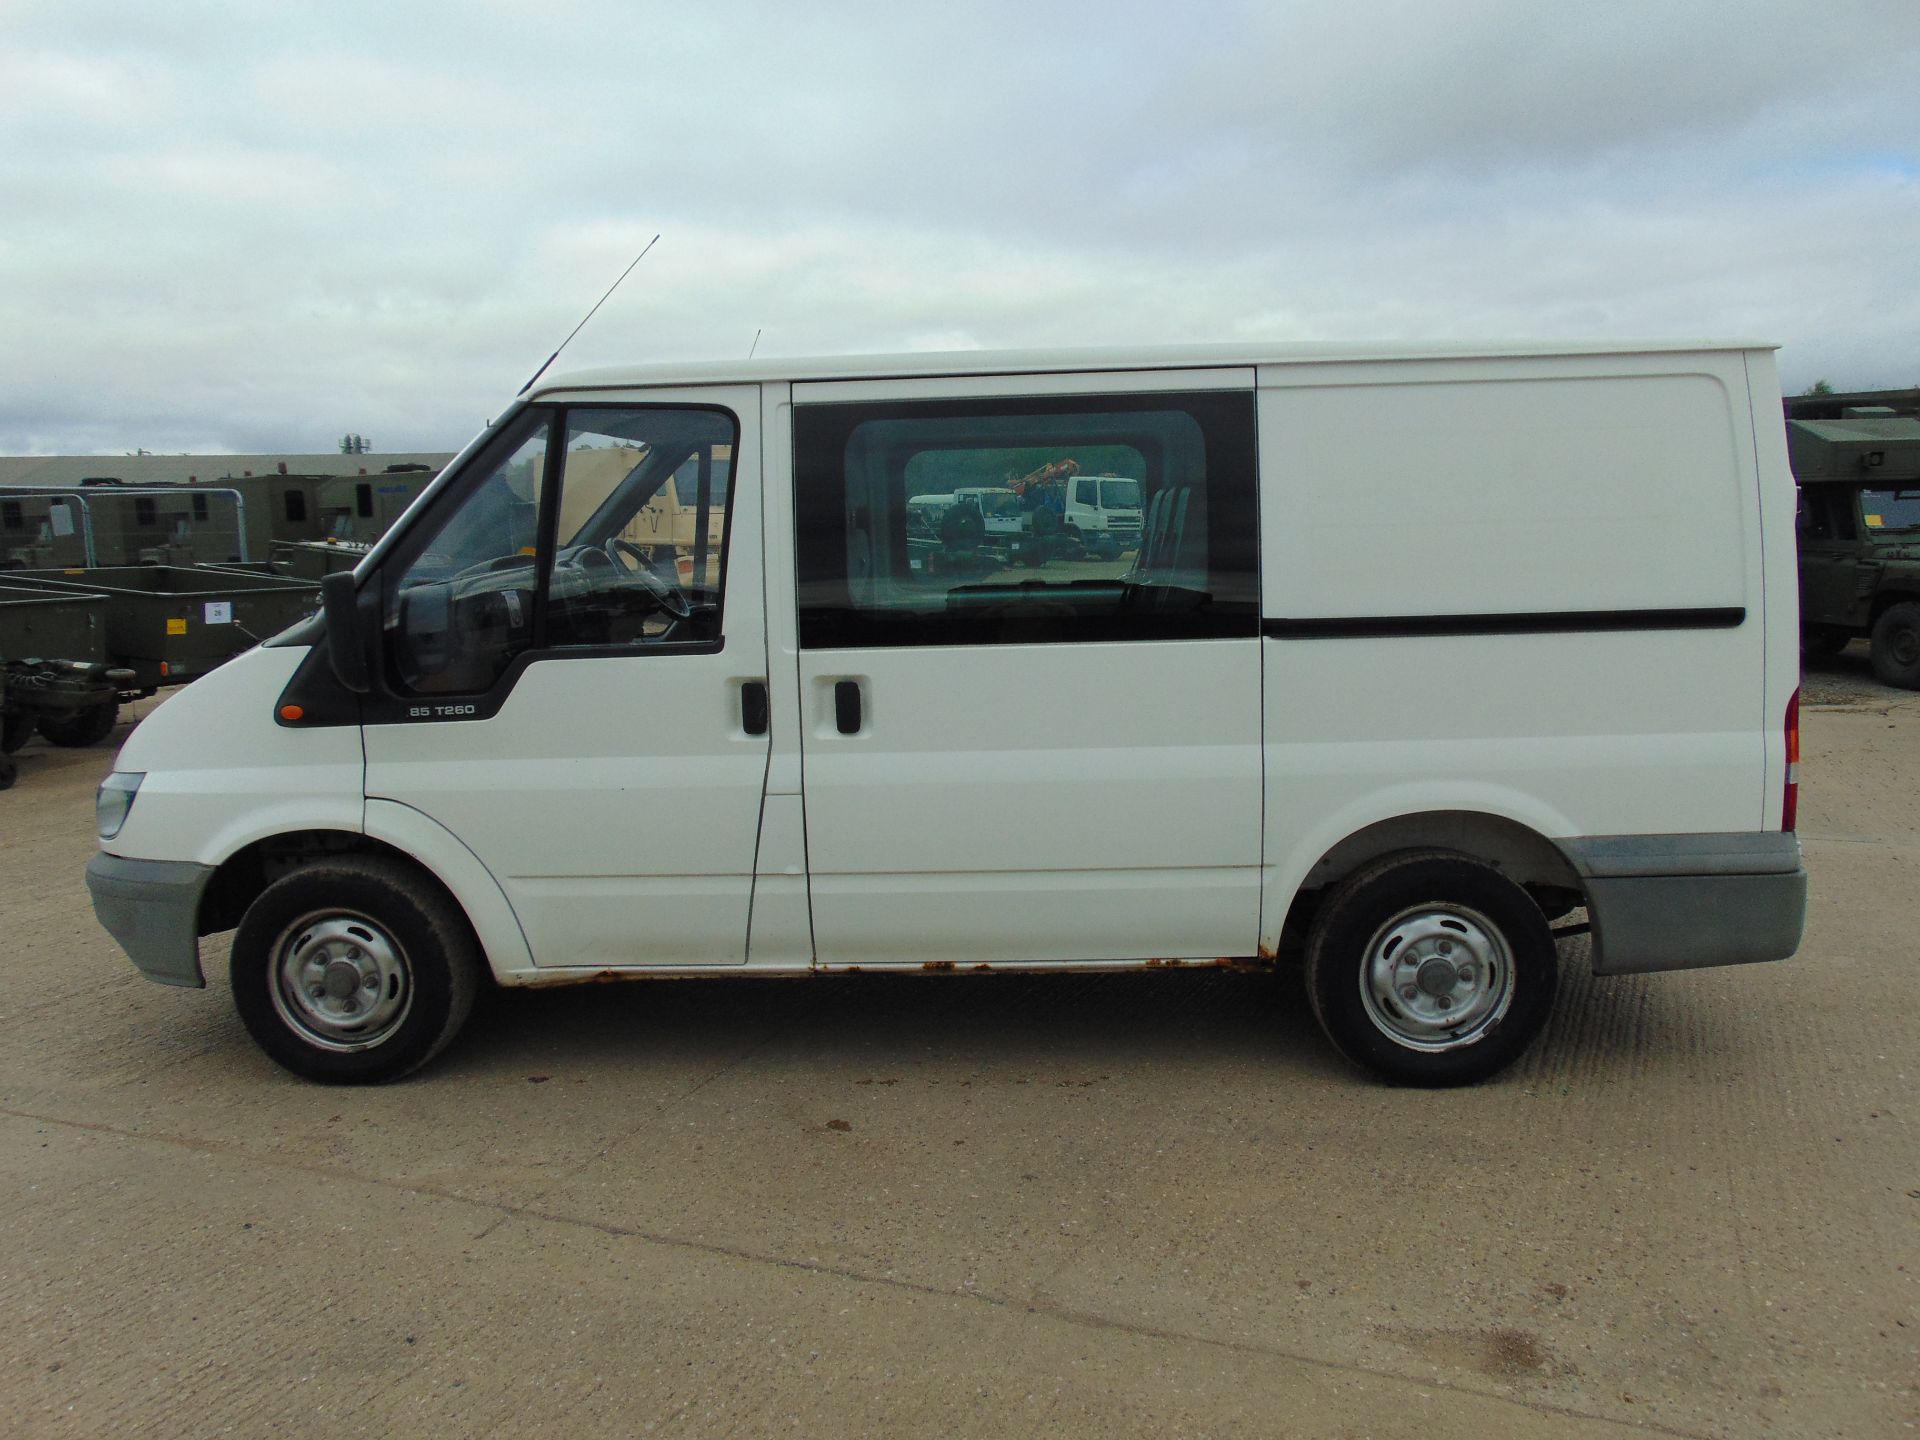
xmin=230 ymin=855 xmax=482 ymax=1083
xmin=1869 ymin=602 xmax=1920 ymax=689
xmin=1304 ymin=851 xmax=1558 ymax=1086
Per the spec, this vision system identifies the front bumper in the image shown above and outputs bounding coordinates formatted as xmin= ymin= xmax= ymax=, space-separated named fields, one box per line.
xmin=1562 ymin=832 xmax=1807 ymax=976
xmin=85 ymin=852 xmax=215 ymax=988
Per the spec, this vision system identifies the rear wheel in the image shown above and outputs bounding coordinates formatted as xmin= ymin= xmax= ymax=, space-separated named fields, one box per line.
xmin=0 ymin=753 xmax=15 ymax=790
xmin=1305 ymin=851 xmax=1558 ymax=1086
xmin=230 ymin=855 xmax=482 ymax=1083
xmin=38 ymin=702 xmax=118 ymax=748
xmin=1869 ymin=602 xmax=1920 ymax=689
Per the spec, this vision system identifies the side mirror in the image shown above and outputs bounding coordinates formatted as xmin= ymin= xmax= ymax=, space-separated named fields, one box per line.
xmin=321 ymin=570 xmax=371 ymax=694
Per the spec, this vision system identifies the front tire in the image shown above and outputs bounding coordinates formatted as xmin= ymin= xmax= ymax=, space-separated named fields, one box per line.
xmin=1869 ymin=602 xmax=1920 ymax=689
xmin=1305 ymin=851 xmax=1558 ymax=1086
xmin=230 ymin=855 xmax=482 ymax=1083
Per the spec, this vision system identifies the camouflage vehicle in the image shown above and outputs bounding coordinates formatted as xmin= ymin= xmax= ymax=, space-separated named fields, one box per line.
xmin=1788 ymin=414 xmax=1920 ymax=688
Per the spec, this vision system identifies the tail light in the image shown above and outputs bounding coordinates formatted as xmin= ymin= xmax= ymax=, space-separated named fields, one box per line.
xmin=1783 ymin=688 xmax=1800 ymax=831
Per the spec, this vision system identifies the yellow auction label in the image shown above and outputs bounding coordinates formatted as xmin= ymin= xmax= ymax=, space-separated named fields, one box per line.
xmin=166 ymin=618 xmax=187 ymax=635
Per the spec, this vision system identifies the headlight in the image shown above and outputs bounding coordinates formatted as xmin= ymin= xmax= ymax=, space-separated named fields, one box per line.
xmin=96 ymin=771 xmax=144 ymax=840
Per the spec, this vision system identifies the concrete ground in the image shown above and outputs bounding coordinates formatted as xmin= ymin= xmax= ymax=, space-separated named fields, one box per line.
xmin=1 ymin=655 xmax=1915 ymax=1439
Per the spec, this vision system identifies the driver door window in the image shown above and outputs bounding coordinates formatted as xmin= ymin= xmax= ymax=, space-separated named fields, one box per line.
xmin=384 ymin=404 xmax=737 ymax=697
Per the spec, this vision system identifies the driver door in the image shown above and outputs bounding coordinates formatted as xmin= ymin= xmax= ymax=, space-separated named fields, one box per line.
xmin=362 ymin=387 xmax=770 ymax=969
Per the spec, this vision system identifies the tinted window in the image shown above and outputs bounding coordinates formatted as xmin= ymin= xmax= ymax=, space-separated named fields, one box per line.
xmin=383 ymin=404 xmax=738 ymax=696
xmin=794 ymin=390 xmax=1258 ymax=648
xmin=386 ymin=413 xmax=550 ymax=695
xmin=546 ymin=408 xmax=735 ymax=649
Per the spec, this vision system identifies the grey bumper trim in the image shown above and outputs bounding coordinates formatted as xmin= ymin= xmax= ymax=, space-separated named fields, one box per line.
xmin=1561 ymin=831 xmax=1802 ymax=879
xmin=86 ymin=853 xmax=215 ymax=989
xmin=1560 ymin=832 xmax=1806 ymax=976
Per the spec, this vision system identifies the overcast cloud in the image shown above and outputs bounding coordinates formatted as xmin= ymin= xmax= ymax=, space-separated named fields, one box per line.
xmin=2 ymin=0 xmax=1916 ymax=454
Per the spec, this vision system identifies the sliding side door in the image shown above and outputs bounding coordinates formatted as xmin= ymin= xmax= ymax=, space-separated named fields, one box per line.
xmin=789 ymin=369 xmax=1264 ymax=966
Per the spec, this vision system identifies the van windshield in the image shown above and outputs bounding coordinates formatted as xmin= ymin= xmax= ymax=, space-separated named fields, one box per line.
xmin=1862 ymin=489 xmax=1920 ymax=531
xmin=1099 ymin=479 xmax=1142 ymax=510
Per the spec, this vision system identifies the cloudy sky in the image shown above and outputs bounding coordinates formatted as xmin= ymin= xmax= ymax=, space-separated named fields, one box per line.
xmin=3 ymin=0 xmax=1917 ymax=456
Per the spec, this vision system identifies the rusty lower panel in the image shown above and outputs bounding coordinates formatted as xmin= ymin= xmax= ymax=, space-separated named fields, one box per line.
xmin=509 ymin=956 xmax=1279 ymax=989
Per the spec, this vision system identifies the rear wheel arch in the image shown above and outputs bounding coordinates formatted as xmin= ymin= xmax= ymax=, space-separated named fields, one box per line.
xmin=1281 ymin=810 xmax=1585 ymax=946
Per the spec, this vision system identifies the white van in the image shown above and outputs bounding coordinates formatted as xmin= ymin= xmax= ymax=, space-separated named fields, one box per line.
xmin=85 ymin=342 xmax=1806 ymax=1087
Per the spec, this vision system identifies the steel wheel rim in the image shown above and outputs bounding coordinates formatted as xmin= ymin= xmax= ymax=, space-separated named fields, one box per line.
xmin=1891 ymin=622 xmax=1920 ymax=667
xmin=1357 ymin=902 xmax=1515 ymax=1052
xmin=268 ymin=910 xmax=413 ymax=1053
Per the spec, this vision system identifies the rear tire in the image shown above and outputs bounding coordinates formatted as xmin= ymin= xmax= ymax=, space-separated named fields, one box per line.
xmin=0 ymin=753 xmax=15 ymax=790
xmin=1305 ymin=851 xmax=1558 ymax=1086
xmin=1869 ymin=602 xmax=1920 ymax=689
xmin=229 ymin=855 xmax=482 ymax=1084
xmin=38 ymin=702 xmax=118 ymax=748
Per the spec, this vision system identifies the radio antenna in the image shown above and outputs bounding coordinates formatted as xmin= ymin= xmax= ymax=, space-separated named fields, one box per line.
xmin=517 ymin=233 xmax=660 ymax=396
xmin=748 ymin=327 xmax=762 ymax=360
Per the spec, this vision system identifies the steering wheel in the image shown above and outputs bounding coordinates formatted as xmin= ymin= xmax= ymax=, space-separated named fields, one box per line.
xmin=605 ymin=537 xmax=692 ymax=618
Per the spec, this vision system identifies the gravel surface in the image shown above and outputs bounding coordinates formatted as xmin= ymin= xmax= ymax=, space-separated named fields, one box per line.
xmin=0 ymin=688 xmax=1915 ymax=1438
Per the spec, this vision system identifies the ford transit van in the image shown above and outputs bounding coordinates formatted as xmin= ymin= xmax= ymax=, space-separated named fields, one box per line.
xmin=84 ymin=342 xmax=1807 ymax=1086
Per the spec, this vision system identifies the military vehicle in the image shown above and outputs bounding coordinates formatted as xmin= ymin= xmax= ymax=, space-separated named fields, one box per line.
xmin=0 ymin=584 xmax=134 ymax=778
xmin=1787 ymin=411 xmax=1920 ymax=688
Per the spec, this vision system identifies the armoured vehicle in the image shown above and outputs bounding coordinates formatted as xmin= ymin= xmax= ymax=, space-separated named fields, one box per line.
xmin=1788 ymin=413 xmax=1920 ymax=688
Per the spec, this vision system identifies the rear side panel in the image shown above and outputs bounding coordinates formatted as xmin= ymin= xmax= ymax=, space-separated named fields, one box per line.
xmin=1255 ymin=349 xmax=1774 ymax=950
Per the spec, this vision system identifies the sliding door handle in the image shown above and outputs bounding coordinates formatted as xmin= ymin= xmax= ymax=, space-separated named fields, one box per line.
xmin=741 ymin=680 xmax=769 ymax=737
xmin=833 ymin=679 xmax=862 ymax=735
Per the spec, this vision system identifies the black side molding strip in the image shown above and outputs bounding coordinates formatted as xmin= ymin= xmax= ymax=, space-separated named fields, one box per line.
xmin=1262 ymin=607 xmax=1747 ymax=640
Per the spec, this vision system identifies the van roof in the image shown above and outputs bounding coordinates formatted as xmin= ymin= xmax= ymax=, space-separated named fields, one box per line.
xmin=533 ymin=339 xmax=1776 ymax=397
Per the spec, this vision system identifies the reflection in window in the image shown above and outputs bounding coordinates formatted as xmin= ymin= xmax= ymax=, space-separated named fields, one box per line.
xmin=793 ymin=392 xmax=1258 ymax=648
xmin=546 ymin=408 xmax=736 ymax=649
xmin=386 ymin=414 xmax=550 ymax=695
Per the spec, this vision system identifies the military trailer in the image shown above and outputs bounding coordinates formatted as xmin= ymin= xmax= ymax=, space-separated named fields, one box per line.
xmin=0 ymin=584 xmax=131 ymax=760
xmin=1788 ymin=412 xmax=1920 ymax=687
xmin=5 ymin=565 xmax=322 ymax=698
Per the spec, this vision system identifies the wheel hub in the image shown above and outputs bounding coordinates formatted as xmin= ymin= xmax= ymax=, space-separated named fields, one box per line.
xmin=1415 ymin=956 xmax=1460 ymax=996
xmin=1360 ymin=903 xmax=1515 ymax=1051
xmin=269 ymin=913 xmax=413 ymax=1052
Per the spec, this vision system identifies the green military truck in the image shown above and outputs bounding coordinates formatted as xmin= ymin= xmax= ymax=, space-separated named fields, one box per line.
xmin=1788 ymin=413 xmax=1920 ymax=688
